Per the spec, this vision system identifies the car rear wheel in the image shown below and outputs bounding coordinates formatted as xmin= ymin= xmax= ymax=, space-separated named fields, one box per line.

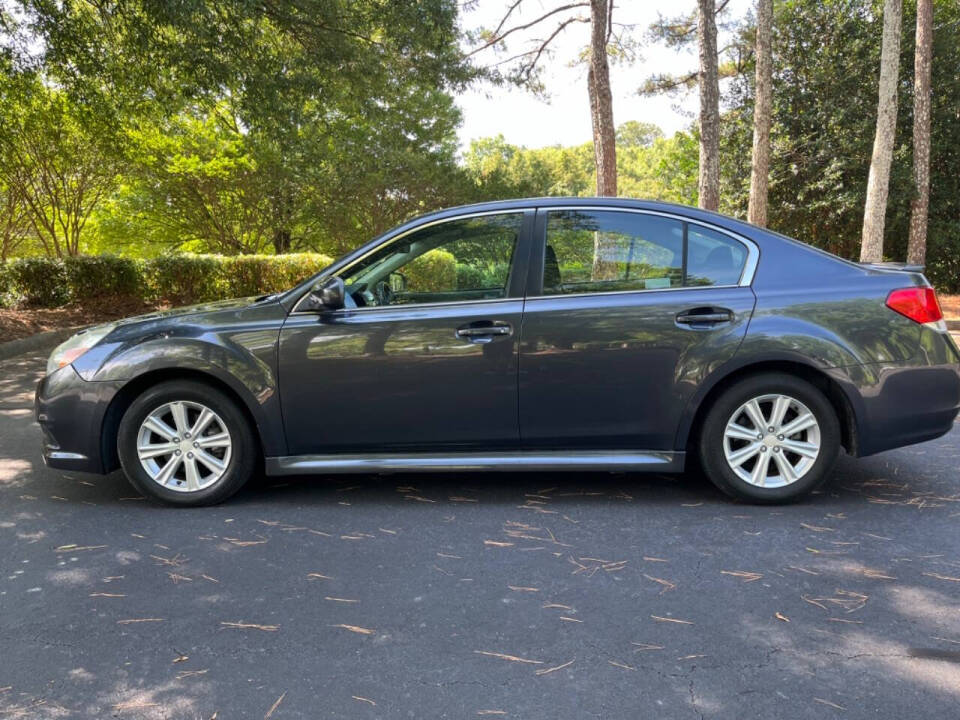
xmin=698 ymin=373 xmax=840 ymax=503
xmin=117 ymin=380 xmax=256 ymax=506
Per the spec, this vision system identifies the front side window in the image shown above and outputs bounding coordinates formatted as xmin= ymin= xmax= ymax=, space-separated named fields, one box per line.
xmin=339 ymin=213 xmax=523 ymax=307
xmin=542 ymin=210 xmax=747 ymax=295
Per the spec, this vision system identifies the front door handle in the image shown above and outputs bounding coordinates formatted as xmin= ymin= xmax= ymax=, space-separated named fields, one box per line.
xmin=456 ymin=321 xmax=513 ymax=343
xmin=676 ymin=308 xmax=733 ymax=326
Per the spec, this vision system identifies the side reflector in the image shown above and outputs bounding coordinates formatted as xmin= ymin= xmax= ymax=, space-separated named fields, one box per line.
xmin=885 ymin=287 xmax=944 ymax=326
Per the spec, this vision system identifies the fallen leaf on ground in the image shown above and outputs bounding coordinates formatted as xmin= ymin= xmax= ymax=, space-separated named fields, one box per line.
xmin=332 ymin=624 xmax=374 ymax=635
xmin=473 ymin=650 xmax=542 ymax=665
xmin=651 ymin=615 xmax=693 ymax=625
xmin=535 ymin=659 xmax=575 ymax=676
xmin=220 ymin=622 xmax=279 ymax=631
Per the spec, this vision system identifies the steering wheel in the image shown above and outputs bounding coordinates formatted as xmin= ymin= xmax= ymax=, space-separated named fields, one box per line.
xmin=372 ymin=280 xmax=394 ymax=306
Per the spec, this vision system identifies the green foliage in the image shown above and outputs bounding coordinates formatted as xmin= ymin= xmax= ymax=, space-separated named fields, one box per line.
xmin=455 ymin=262 xmax=511 ymax=291
xmin=8 ymin=256 xmax=69 ymax=306
xmin=404 ymin=250 xmax=457 ymax=293
xmin=1 ymin=253 xmax=332 ymax=308
xmin=616 ymin=121 xmax=666 ymax=148
xmin=6 ymin=0 xmax=475 ymax=260
xmin=0 ymin=262 xmax=13 ymax=307
xmin=64 ymin=256 xmax=141 ymax=300
xmin=926 ymin=255 xmax=960 ymax=295
xmin=719 ymin=0 xmax=960 ymax=283
xmin=141 ymin=255 xmax=226 ymax=305
xmin=0 ymin=72 xmax=119 ymax=258
xmin=223 ymin=254 xmax=334 ymax=298
xmin=462 ymin=128 xmax=698 ymax=204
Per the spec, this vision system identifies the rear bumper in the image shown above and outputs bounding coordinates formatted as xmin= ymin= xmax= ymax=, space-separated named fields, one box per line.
xmin=838 ymin=330 xmax=960 ymax=457
xmin=35 ymin=366 xmax=122 ymax=474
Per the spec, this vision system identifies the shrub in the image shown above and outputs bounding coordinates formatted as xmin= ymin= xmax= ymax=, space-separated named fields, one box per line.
xmin=142 ymin=254 xmax=229 ymax=305
xmin=224 ymin=253 xmax=332 ymax=298
xmin=65 ymin=255 xmax=142 ymax=299
xmin=8 ymin=257 xmax=69 ymax=306
xmin=0 ymin=252 xmax=334 ymax=309
xmin=0 ymin=264 xmax=12 ymax=308
xmin=456 ymin=262 xmax=511 ymax=291
xmin=927 ymin=254 xmax=960 ymax=295
xmin=404 ymin=249 xmax=456 ymax=292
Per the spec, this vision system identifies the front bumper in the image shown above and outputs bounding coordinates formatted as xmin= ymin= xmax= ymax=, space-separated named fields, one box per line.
xmin=35 ymin=365 xmax=123 ymax=474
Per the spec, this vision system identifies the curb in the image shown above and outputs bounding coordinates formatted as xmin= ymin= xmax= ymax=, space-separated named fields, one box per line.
xmin=0 ymin=326 xmax=84 ymax=363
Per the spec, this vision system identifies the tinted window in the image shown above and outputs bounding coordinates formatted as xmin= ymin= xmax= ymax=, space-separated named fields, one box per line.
xmin=686 ymin=225 xmax=748 ymax=286
xmin=340 ymin=213 xmax=522 ymax=307
xmin=544 ymin=210 xmax=683 ymax=295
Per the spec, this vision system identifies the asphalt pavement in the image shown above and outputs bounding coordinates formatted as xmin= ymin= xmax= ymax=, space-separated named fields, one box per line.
xmin=2 ymin=350 xmax=960 ymax=719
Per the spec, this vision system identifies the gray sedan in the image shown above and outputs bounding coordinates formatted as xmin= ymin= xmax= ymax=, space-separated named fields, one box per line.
xmin=35 ymin=198 xmax=960 ymax=505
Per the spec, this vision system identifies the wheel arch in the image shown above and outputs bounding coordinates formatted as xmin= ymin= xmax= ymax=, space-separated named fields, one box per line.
xmin=678 ymin=357 xmax=860 ymax=457
xmin=100 ymin=367 xmax=268 ymax=473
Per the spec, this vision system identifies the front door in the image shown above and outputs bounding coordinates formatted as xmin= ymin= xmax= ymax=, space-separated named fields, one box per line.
xmin=518 ymin=207 xmax=756 ymax=451
xmin=279 ymin=210 xmax=533 ymax=455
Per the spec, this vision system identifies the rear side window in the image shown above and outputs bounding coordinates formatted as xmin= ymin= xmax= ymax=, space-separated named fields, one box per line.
xmin=544 ymin=210 xmax=684 ymax=295
xmin=686 ymin=224 xmax=748 ymax=287
xmin=542 ymin=209 xmax=747 ymax=295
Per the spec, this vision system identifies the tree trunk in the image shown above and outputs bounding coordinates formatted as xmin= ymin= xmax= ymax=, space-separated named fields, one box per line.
xmin=697 ymin=0 xmax=720 ymax=211
xmin=747 ymin=0 xmax=773 ymax=226
xmin=273 ymin=228 xmax=292 ymax=254
xmin=906 ymin=0 xmax=932 ymax=266
xmin=860 ymin=0 xmax=903 ymax=263
xmin=588 ymin=0 xmax=617 ymax=198
xmin=587 ymin=0 xmax=618 ymax=281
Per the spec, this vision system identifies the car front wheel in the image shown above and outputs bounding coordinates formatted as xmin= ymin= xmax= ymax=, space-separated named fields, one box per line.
xmin=117 ymin=380 xmax=256 ymax=506
xmin=698 ymin=373 xmax=840 ymax=503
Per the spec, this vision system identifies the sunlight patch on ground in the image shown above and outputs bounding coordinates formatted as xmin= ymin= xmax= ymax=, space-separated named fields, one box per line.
xmin=0 ymin=458 xmax=32 ymax=486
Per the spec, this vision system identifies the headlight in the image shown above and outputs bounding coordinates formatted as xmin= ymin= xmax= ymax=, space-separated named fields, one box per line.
xmin=46 ymin=323 xmax=116 ymax=376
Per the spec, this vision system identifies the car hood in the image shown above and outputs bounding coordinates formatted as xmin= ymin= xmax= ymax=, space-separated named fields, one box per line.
xmin=108 ymin=296 xmax=270 ymax=329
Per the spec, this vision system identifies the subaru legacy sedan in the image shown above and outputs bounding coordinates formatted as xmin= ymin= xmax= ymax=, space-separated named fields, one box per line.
xmin=36 ymin=198 xmax=960 ymax=506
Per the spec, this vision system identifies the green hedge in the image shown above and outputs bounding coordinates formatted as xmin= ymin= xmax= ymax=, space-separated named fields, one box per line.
xmin=0 ymin=263 xmax=12 ymax=307
xmin=404 ymin=249 xmax=457 ymax=292
xmin=0 ymin=253 xmax=333 ymax=308
xmin=926 ymin=255 xmax=960 ymax=295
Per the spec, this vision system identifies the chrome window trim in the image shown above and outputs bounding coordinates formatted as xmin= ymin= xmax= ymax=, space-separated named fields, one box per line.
xmin=291 ymin=208 xmax=532 ymax=314
xmin=539 ymin=205 xmax=760 ymax=294
xmin=523 ymin=283 xmax=744 ymax=303
xmin=290 ymin=295 xmax=521 ymax=317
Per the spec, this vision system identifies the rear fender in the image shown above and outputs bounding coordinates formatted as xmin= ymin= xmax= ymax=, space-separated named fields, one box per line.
xmin=674 ymin=348 xmax=868 ymax=453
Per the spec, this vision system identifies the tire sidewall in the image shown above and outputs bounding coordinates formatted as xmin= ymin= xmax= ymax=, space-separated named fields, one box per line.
xmin=117 ymin=380 xmax=256 ymax=506
xmin=699 ymin=373 xmax=840 ymax=503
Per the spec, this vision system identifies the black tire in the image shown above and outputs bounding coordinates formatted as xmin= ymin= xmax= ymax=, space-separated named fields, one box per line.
xmin=117 ymin=380 xmax=257 ymax=506
xmin=697 ymin=372 xmax=840 ymax=504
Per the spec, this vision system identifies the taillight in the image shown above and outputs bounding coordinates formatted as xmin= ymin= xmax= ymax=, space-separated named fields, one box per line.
xmin=885 ymin=287 xmax=944 ymax=326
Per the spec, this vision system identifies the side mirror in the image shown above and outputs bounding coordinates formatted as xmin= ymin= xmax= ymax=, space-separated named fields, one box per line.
xmin=309 ymin=276 xmax=345 ymax=311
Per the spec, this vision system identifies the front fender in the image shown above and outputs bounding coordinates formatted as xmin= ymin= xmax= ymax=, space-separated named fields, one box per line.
xmin=74 ymin=303 xmax=287 ymax=456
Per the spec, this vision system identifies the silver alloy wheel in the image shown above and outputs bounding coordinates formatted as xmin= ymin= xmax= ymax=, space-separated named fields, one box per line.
xmin=136 ymin=400 xmax=232 ymax=493
xmin=723 ymin=393 xmax=821 ymax=488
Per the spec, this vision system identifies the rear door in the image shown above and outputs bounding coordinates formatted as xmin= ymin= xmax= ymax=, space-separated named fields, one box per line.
xmin=518 ymin=207 xmax=757 ymax=451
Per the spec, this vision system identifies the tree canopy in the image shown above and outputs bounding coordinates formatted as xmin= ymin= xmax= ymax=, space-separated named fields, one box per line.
xmin=0 ymin=0 xmax=958 ymax=291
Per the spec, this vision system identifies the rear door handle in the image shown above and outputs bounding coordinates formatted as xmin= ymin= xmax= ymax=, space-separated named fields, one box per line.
xmin=676 ymin=308 xmax=733 ymax=325
xmin=456 ymin=321 xmax=513 ymax=343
